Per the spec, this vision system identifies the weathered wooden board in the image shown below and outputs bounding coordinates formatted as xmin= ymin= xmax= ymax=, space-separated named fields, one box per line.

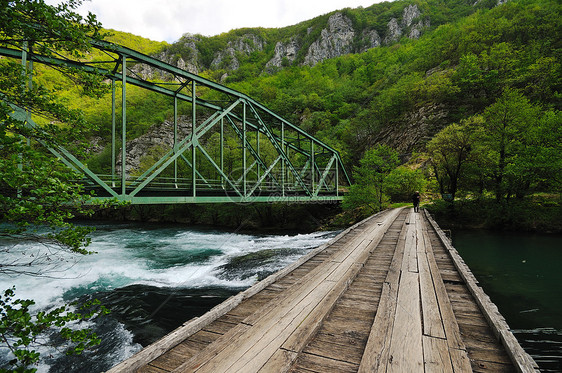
xmin=422 ymin=335 xmax=454 ymax=373
xmin=419 ymin=249 xmax=446 ymax=339
xmin=292 ymin=353 xmax=358 ymax=373
xmin=110 ymin=208 xmax=534 ymax=373
xmin=387 ymin=270 xmax=424 ymax=372
xmin=357 ymin=212 xmax=409 ymax=373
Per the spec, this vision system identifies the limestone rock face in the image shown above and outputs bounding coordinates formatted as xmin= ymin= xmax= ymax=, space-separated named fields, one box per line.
xmin=136 ymin=4 xmax=430 ymax=77
xmin=116 ymin=117 xmax=193 ymax=174
xmin=375 ymin=104 xmax=449 ymax=153
xmin=360 ymin=29 xmax=382 ymax=52
xmin=135 ymin=35 xmax=200 ymax=80
xmin=384 ymin=4 xmax=428 ymax=44
xmin=211 ymin=34 xmax=265 ymax=71
xmin=265 ymin=39 xmax=300 ymax=70
xmin=409 ymin=18 xmax=430 ymax=39
xmin=402 ymin=4 xmax=421 ymax=28
xmin=385 ymin=18 xmax=403 ymax=44
xmin=304 ymin=13 xmax=355 ymax=66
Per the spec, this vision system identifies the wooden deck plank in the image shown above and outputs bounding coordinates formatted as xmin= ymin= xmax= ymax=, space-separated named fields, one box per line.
xmin=357 ymin=212 xmax=409 ymax=373
xmin=137 ymin=364 xmax=169 ymax=373
xmin=303 ymin=337 xmax=366 ymax=365
xmin=386 ymin=270 xmax=424 ymax=372
xmin=422 ymin=335 xmax=454 ymax=373
xmin=419 ymin=248 xmax=446 ymax=339
xmin=292 ymin=353 xmax=358 ymax=373
xmin=281 ymin=264 xmax=362 ymax=352
xmin=424 ymin=235 xmax=467 ymax=351
xmin=258 ymin=349 xmax=298 ymax=373
xmin=449 ymin=347 xmax=475 ymax=372
xmin=110 ymin=208 xmax=535 ymax=373
xmin=403 ymin=215 xmax=418 ymax=273
xmin=149 ymin=340 xmax=207 ymax=371
xmin=225 ymin=282 xmax=338 ymax=373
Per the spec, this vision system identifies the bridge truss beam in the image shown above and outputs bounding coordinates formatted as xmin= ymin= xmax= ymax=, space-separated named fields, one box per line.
xmin=1 ymin=41 xmax=351 ymax=204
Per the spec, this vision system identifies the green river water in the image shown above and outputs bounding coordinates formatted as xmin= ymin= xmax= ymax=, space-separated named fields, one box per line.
xmin=452 ymin=229 xmax=562 ymax=372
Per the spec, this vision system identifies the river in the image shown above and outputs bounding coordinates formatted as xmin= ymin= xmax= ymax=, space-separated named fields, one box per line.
xmin=0 ymin=223 xmax=559 ymax=372
xmin=452 ymin=229 xmax=562 ymax=372
xmin=0 ymin=222 xmax=338 ymax=372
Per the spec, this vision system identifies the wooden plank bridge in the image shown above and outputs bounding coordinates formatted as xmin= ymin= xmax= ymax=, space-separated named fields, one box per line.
xmin=108 ymin=208 xmax=539 ymax=373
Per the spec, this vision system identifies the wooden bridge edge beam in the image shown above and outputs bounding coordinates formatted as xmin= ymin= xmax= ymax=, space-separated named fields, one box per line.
xmin=106 ymin=209 xmax=391 ymax=373
xmin=422 ymin=209 xmax=540 ymax=373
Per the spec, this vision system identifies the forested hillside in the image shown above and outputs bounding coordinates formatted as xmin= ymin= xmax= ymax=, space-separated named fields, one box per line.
xmin=27 ymin=0 xmax=562 ymax=229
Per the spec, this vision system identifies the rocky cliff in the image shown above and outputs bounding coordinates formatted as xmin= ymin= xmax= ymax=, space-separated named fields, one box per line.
xmin=116 ymin=116 xmax=193 ymax=174
xmin=140 ymin=3 xmax=429 ymax=77
xmin=211 ymin=33 xmax=265 ymax=71
xmin=270 ymin=4 xmax=429 ymax=69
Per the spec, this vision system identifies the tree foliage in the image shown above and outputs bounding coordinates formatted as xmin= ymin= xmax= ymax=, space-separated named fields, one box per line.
xmin=343 ymin=145 xmax=400 ymax=213
xmin=0 ymin=0 xmax=110 ymax=254
xmin=427 ymin=89 xmax=562 ymax=203
xmin=426 ymin=120 xmax=476 ymax=200
xmin=0 ymin=287 xmax=108 ymax=372
xmin=1 ymin=1 xmax=112 ymax=370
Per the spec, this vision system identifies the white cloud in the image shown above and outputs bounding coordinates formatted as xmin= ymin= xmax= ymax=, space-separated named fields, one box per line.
xmin=46 ymin=0 xmax=382 ymax=42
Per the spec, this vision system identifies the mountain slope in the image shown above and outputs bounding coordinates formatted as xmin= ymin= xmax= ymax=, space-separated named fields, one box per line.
xmin=142 ymin=0 xmax=500 ymax=80
xmin=38 ymin=0 xmax=560 ymax=175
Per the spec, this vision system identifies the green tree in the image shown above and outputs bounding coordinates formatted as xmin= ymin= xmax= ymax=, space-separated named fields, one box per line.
xmin=384 ymin=166 xmax=428 ymax=202
xmin=426 ymin=120 xmax=477 ymax=201
xmin=1 ymin=1 xmax=111 ymax=370
xmin=479 ymin=89 xmax=541 ymax=201
xmin=0 ymin=287 xmax=108 ymax=372
xmin=343 ymin=144 xmax=399 ymax=212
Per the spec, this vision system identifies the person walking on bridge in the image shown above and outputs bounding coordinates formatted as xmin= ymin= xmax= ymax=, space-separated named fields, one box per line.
xmin=412 ymin=191 xmax=421 ymax=212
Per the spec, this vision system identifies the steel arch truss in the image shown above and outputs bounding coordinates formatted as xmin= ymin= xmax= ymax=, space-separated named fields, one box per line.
xmin=1 ymin=41 xmax=351 ymax=204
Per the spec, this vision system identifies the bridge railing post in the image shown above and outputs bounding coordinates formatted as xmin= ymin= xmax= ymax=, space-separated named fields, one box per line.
xmin=192 ymin=80 xmax=196 ymax=198
xmin=243 ymin=101 xmax=247 ymax=198
xmin=220 ymin=117 xmax=224 ymax=189
xmin=174 ymin=95 xmax=178 ymax=188
xmin=282 ymin=122 xmax=285 ymax=197
xmin=111 ymin=78 xmax=116 ymax=188
xmin=121 ymin=55 xmax=127 ymax=196
xmin=310 ymin=138 xmax=316 ymax=194
xmin=336 ymin=160 xmax=339 ymax=197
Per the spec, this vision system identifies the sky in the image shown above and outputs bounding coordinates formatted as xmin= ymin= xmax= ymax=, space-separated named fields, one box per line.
xmin=46 ymin=0 xmax=383 ymax=43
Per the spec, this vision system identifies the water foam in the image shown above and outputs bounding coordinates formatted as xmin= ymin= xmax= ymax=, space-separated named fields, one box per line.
xmin=0 ymin=223 xmax=337 ymax=372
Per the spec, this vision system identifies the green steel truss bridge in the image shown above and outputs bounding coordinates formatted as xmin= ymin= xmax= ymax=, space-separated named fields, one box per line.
xmin=1 ymin=40 xmax=350 ymax=204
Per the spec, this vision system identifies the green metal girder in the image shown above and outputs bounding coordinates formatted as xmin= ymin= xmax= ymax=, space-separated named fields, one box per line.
xmin=90 ymin=195 xmax=343 ymax=204
xmin=225 ymin=115 xmax=281 ymax=188
xmin=196 ymin=145 xmax=244 ymax=197
xmin=6 ymin=104 xmax=119 ymax=197
xmin=0 ymin=39 xmax=351 ymax=204
xmin=248 ymin=156 xmax=282 ymax=197
xmin=314 ymin=155 xmax=336 ymax=197
xmin=128 ymin=100 xmax=241 ymax=196
xmin=0 ymin=45 xmax=351 ymax=183
xmin=246 ymin=103 xmax=311 ymax=194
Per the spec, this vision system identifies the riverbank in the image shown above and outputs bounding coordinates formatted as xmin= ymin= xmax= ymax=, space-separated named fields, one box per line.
xmin=89 ymin=203 xmax=344 ymax=234
xmin=88 ymin=194 xmax=562 ymax=235
xmin=425 ymin=195 xmax=562 ymax=234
